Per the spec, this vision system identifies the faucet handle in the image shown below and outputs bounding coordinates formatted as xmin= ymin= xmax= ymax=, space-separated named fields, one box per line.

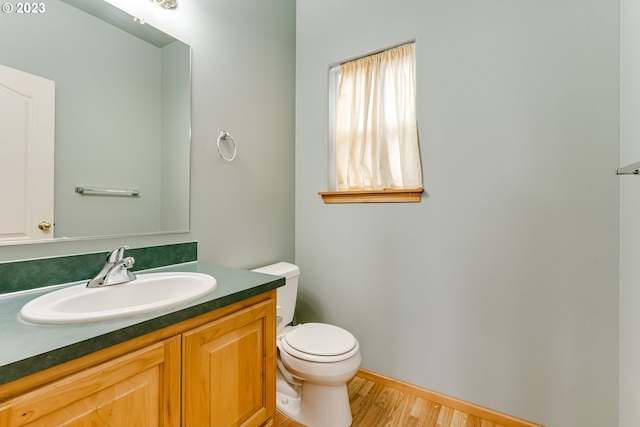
xmin=106 ymin=245 xmax=130 ymax=262
xmin=122 ymin=256 xmax=135 ymax=269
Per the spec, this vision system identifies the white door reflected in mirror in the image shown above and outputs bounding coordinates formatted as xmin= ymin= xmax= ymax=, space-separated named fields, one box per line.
xmin=0 ymin=64 xmax=54 ymax=242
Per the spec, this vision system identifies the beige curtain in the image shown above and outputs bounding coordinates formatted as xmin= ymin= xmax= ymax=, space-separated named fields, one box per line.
xmin=336 ymin=43 xmax=422 ymax=191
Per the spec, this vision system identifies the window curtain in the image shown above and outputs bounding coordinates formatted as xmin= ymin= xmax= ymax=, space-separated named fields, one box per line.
xmin=336 ymin=42 xmax=422 ymax=191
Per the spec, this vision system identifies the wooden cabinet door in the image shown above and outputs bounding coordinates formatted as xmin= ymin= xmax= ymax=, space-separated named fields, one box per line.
xmin=0 ymin=337 xmax=180 ymax=427
xmin=183 ymin=299 xmax=276 ymax=427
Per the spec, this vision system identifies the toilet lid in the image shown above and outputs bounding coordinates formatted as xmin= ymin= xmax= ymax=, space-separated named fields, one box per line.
xmin=283 ymin=323 xmax=357 ymax=357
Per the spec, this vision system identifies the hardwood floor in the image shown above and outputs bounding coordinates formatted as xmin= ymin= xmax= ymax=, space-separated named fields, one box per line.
xmin=273 ymin=372 xmax=538 ymax=427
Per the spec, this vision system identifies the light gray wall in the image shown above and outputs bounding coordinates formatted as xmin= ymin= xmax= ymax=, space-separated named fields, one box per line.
xmin=181 ymin=0 xmax=296 ymax=269
xmin=295 ymin=1 xmax=619 ymax=426
xmin=0 ymin=0 xmax=295 ymax=269
xmin=620 ymin=0 xmax=640 ymax=425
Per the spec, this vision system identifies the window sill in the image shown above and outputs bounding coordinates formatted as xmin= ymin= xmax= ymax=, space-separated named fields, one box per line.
xmin=318 ymin=188 xmax=423 ymax=204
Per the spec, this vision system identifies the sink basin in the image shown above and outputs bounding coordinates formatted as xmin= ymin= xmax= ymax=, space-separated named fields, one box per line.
xmin=20 ymin=272 xmax=217 ymax=325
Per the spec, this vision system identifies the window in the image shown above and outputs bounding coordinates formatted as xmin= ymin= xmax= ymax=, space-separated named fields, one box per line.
xmin=320 ymin=42 xmax=423 ymax=203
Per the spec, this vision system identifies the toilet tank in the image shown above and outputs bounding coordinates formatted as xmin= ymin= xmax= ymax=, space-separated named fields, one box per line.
xmin=252 ymin=262 xmax=300 ymax=328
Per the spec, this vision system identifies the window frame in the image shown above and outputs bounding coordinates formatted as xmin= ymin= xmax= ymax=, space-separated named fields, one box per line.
xmin=320 ymin=43 xmax=423 ymax=204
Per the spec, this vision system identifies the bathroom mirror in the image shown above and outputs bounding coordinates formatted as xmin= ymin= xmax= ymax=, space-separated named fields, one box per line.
xmin=0 ymin=0 xmax=191 ymax=243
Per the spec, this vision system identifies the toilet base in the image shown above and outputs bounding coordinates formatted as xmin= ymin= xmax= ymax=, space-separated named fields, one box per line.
xmin=276 ymin=371 xmax=353 ymax=427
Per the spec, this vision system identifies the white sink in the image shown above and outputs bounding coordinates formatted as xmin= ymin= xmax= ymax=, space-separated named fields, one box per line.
xmin=20 ymin=272 xmax=217 ymax=325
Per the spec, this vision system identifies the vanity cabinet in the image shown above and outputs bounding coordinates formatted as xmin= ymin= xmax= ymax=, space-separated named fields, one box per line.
xmin=0 ymin=291 xmax=276 ymax=427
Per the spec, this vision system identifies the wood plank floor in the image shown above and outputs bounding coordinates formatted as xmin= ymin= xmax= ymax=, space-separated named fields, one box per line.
xmin=273 ymin=374 xmax=509 ymax=427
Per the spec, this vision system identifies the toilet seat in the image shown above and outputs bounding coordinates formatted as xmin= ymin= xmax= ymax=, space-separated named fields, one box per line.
xmin=280 ymin=323 xmax=359 ymax=363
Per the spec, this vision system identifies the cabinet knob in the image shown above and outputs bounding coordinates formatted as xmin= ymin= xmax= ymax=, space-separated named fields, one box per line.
xmin=38 ymin=221 xmax=52 ymax=231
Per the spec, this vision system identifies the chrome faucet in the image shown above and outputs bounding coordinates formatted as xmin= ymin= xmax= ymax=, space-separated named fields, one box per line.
xmin=87 ymin=246 xmax=137 ymax=288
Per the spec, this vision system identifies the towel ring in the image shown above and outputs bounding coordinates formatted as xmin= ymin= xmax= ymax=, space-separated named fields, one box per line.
xmin=217 ymin=129 xmax=237 ymax=162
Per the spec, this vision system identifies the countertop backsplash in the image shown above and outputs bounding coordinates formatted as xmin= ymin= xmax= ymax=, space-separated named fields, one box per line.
xmin=0 ymin=242 xmax=198 ymax=295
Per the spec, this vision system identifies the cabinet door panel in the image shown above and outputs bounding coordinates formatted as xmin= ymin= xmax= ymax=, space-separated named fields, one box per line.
xmin=183 ymin=299 xmax=275 ymax=427
xmin=0 ymin=337 xmax=180 ymax=427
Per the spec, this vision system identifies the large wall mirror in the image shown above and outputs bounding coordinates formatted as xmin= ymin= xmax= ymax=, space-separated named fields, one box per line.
xmin=0 ymin=0 xmax=191 ymax=244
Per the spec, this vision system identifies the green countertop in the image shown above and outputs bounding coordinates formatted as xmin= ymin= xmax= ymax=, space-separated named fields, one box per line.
xmin=0 ymin=262 xmax=284 ymax=386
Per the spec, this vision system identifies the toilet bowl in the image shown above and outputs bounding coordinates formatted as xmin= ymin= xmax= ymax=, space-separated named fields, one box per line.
xmin=276 ymin=323 xmax=361 ymax=427
xmin=252 ymin=263 xmax=361 ymax=427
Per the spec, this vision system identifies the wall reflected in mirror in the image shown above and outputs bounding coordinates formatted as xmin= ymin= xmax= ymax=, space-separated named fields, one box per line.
xmin=0 ymin=0 xmax=191 ymax=243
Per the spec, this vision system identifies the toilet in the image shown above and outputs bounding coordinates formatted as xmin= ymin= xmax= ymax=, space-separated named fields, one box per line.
xmin=252 ymin=262 xmax=361 ymax=427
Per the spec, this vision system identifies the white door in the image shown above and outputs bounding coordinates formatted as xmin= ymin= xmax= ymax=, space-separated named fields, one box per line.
xmin=0 ymin=64 xmax=55 ymax=242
